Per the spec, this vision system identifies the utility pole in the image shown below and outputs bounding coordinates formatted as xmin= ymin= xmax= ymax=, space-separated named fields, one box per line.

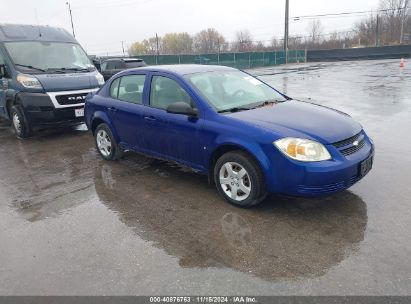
xmin=284 ymin=0 xmax=289 ymax=64
xmin=121 ymin=41 xmax=125 ymax=57
xmin=66 ymin=2 xmax=75 ymax=37
xmin=400 ymin=16 xmax=405 ymax=44
xmin=375 ymin=14 xmax=380 ymax=47
xmin=155 ymin=33 xmax=159 ymax=65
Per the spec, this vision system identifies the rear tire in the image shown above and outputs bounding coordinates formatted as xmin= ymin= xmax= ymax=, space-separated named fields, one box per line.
xmin=95 ymin=123 xmax=124 ymax=161
xmin=10 ymin=105 xmax=32 ymax=139
xmin=214 ymin=151 xmax=267 ymax=208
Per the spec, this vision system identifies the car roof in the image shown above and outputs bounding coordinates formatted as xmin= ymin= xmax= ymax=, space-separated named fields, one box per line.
xmin=103 ymin=58 xmax=143 ymax=62
xmin=0 ymin=23 xmax=76 ymax=43
xmin=126 ymin=64 xmax=237 ymax=76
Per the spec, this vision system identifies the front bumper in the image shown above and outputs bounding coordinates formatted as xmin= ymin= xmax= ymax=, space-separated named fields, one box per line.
xmin=264 ymin=135 xmax=375 ymax=197
xmin=17 ymin=89 xmax=97 ymax=128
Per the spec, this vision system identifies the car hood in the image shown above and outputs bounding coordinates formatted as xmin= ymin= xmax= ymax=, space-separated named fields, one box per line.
xmin=227 ymin=100 xmax=362 ymax=144
xmin=35 ymin=71 xmax=99 ymax=92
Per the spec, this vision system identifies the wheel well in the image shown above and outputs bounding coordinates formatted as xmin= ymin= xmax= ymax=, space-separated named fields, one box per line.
xmin=6 ymin=99 xmax=16 ymax=119
xmin=91 ymin=118 xmax=105 ymax=135
xmin=208 ymin=145 xmax=262 ymax=184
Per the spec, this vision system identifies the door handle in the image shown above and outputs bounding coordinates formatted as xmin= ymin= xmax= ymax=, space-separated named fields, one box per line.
xmin=144 ymin=116 xmax=157 ymax=122
xmin=108 ymin=107 xmax=117 ymax=112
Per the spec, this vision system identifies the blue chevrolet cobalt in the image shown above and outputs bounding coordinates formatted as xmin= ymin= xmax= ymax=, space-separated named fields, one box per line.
xmin=85 ymin=65 xmax=374 ymax=207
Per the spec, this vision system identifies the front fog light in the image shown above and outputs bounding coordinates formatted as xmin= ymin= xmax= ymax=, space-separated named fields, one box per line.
xmin=274 ymin=137 xmax=331 ymax=162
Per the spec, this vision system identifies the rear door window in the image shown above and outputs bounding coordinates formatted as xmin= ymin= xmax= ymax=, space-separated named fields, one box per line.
xmin=110 ymin=78 xmax=120 ymax=98
xmin=117 ymin=75 xmax=146 ymax=104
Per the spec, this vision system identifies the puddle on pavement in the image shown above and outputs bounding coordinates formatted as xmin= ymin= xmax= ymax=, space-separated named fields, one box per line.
xmin=0 ymin=127 xmax=369 ymax=282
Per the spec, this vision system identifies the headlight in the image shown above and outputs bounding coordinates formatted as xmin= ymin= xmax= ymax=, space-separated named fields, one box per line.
xmin=274 ymin=137 xmax=331 ymax=162
xmin=16 ymin=74 xmax=43 ymax=89
xmin=95 ymin=73 xmax=105 ymax=86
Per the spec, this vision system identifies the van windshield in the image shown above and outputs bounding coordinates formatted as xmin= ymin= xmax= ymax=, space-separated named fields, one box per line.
xmin=4 ymin=41 xmax=95 ymax=73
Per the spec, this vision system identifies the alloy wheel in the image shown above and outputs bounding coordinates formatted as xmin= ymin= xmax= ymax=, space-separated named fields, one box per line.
xmin=96 ymin=129 xmax=112 ymax=157
xmin=12 ymin=113 xmax=22 ymax=134
xmin=219 ymin=162 xmax=252 ymax=201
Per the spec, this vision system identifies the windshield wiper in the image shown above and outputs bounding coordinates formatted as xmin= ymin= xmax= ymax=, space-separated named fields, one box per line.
xmin=15 ymin=64 xmax=46 ymax=72
xmin=250 ymin=99 xmax=287 ymax=109
xmin=218 ymin=107 xmax=252 ymax=113
xmin=47 ymin=67 xmax=93 ymax=73
xmin=218 ymin=98 xmax=289 ymax=113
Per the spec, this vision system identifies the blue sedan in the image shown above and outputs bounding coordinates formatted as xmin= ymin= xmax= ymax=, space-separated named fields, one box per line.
xmin=85 ymin=65 xmax=374 ymax=207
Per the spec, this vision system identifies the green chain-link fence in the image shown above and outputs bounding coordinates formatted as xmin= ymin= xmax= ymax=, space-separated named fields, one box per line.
xmin=134 ymin=50 xmax=306 ymax=69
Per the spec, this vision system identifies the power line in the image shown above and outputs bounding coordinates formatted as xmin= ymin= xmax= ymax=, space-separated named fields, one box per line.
xmin=72 ymin=0 xmax=156 ymax=10
xmin=293 ymin=7 xmax=408 ymax=21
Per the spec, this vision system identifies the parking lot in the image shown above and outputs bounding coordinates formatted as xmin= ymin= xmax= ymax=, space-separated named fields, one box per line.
xmin=0 ymin=59 xmax=410 ymax=295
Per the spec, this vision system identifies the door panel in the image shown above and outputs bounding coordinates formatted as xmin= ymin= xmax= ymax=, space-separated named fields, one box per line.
xmin=106 ymin=74 xmax=147 ymax=148
xmin=143 ymin=107 xmax=204 ymax=168
xmin=108 ymin=101 xmax=146 ymax=148
xmin=143 ymin=74 xmax=204 ymax=169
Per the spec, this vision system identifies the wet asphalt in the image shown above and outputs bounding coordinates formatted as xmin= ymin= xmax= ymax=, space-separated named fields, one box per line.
xmin=0 ymin=59 xmax=410 ymax=295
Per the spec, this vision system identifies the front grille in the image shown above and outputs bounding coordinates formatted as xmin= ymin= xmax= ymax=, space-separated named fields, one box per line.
xmin=332 ymin=131 xmax=366 ymax=157
xmin=56 ymin=93 xmax=87 ymax=105
xmin=332 ymin=132 xmax=362 ymax=148
xmin=340 ymin=139 xmax=366 ymax=156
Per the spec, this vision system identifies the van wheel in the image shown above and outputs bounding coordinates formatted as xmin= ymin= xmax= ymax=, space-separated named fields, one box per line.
xmin=95 ymin=123 xmax=124 ymax=161
xmin=214 ymin=151 xmax=267 ymax=208
xmin=10 ymin=105 xmax=32 ymax=139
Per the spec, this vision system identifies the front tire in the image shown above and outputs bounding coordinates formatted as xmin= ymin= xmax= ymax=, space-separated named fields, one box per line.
xmin=95 ymin=123 xmax=123 ymax=161
xmin=10 ymin=105 xmax=32 ymax=139
xmin=214 ymin=151 xmax=267 ymax=208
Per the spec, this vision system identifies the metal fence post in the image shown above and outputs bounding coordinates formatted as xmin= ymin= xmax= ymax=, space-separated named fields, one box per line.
xmin=274 ymin=52 xmax=277 ymax=65
xmin=249 ymin=53 xmax=251 ymax=68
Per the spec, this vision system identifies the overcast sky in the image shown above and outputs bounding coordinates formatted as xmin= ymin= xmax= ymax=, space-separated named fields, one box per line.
xmin=3 ymin=0 xmax=381 ymax=55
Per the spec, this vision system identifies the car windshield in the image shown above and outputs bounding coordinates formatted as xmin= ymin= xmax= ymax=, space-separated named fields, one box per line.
xmin=4 ymin=41 xmax=95 ymax=73
xmin=186 ymin=70 xmax=288 ymax=112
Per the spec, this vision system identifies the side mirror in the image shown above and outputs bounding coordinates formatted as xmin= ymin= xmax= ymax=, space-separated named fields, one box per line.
xmin=166 ymin=101 xmax=198 ymax=117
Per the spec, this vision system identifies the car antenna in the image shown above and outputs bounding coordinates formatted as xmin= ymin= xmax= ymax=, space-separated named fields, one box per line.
xmin=34 ymin=9 xmax=42 ymax=37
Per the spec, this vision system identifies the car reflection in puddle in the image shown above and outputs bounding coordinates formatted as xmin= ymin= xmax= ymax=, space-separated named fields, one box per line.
xmin=94 ymin=153 xmax=367 ymax=282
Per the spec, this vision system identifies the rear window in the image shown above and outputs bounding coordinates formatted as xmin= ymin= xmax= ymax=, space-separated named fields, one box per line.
xmin=106 ymin=60 xmax=125 ymax=70
xmin=125 ymin=61 xmax=145 ymax=68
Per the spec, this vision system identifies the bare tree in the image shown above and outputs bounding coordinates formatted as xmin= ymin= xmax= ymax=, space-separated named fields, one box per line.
xmin=193 ymin=28 xmax=226 ymax=53
xmin=142 ymin=37 xmax=162 ymax=55
xmin=355 ymin=14 xmax=378 ymax=46
xmin=270 ymin=37 xmax=282 ymax=51
xmin=162 ymin=32 xmax=193 ymax=54
xmin=128 ymin=42 xmax=148 ymax=56
xmin=307 ymin=19 xmax=323 ymax=46
xmin=233 ymin=30 xmax=254 ymax=52
xmin=380 ymin=0 xmax=410 ymax=43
